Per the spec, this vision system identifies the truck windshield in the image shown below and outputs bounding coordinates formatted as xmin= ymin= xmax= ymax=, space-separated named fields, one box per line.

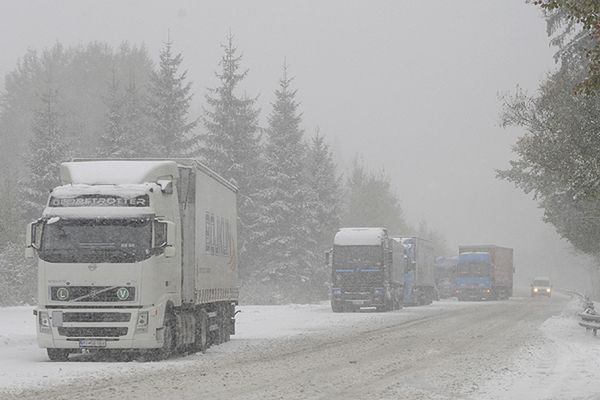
xmin=333 ymin=245 xmax=382 ymax=266
xmin=457 ymin=263 xmax=490 ymax=277
xmin=39 ymin=218 xmax=152 ymax=263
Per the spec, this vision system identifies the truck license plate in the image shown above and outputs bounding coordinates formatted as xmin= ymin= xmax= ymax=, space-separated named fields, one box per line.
xmin=351 ymin=300 xmax=366 ymax=305
xmin=79 ymin=339 xmax=106 ymax=348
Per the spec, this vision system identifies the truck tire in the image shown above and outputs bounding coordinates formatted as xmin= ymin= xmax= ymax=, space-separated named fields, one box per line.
xmin=154 ymin=314 xmax=175 ymax=360
xmin=195 ymin=309 xmax=208 ymax=353
xmin=331 ymin=301 xmax=343 ymax=313
xmin=218 ymin=304 xmax=231 ymax=343
xmin=47 ymin=348 xmax=69 ymax=361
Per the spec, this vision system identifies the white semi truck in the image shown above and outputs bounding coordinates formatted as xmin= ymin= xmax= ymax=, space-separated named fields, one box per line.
xmin=25 ymin=159 xmax=238 ymax=361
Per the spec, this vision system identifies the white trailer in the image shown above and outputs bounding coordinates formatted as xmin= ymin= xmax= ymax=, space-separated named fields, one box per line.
xmin=26 ymin=159 xmax=238 ymax=361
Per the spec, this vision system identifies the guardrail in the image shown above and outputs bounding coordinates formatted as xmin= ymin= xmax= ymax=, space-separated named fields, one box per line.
xmin=572 ymin=291 xmax=600 ymax=335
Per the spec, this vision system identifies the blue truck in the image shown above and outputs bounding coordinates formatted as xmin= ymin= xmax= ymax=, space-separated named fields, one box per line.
xmin=455 ymin=245 xmax=514 ymax=301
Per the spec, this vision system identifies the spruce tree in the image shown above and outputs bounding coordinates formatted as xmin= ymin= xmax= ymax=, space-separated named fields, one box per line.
xmin=253 ymin=63 xmax=316 ymax=302
xmin=200 ymin=33 xmax=262 ymax=281
xmin=23 ymin=83 xmax=69 ymax=219
xmin=146 ymin=40 xmax=197 ymax=156
xmin=344 ymin=157 xmax=408 ymax=235
xmin=304 ymin=131 xmax=342 ymax=298
xmin=99 ymin=72 xmax=148 ymax=158
xmin=99 ymin=72 xmax=126 ymax=157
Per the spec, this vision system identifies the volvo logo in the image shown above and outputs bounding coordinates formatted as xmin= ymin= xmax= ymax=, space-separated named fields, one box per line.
xmin=88 ymin=264 xmax=97 ymax=271
xmin=116 ymin=287 xmax=130 ymax=301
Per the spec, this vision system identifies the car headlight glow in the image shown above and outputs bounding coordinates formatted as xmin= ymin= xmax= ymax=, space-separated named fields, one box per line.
xmin=533 ymin=288 xmax=538 ymax=292
xmin=546 ymin=288 xmax=551 ymax=293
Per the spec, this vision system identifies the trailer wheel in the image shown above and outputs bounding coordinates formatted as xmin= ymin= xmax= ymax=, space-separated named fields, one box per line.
xmin=195 ymin=309 xmax=208 ymax=354
xmin=331 ymin=301 xmax=343 ymax=313
xmin=47 ymin=348 xmax=69 ymax=361
xmin=219 ymin=305 xmax=231 ymax=343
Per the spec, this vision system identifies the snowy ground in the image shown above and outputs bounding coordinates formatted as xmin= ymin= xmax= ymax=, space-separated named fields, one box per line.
xmin=477 ymin=297 xmax=600 ymax=400
xmin=1 ymin=295 xmax=597 ymax=400
xmin=0 ymin=300 xmax=475 ymax=395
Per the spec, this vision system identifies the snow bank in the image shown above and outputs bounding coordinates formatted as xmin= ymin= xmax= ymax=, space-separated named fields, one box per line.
xmin=476 ymin=298 xmax=600 ymax=400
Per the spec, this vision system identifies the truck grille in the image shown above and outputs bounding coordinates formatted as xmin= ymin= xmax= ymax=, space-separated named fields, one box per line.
xmin=50 ymin=286 xmax=135 ymax=302
xmin=58 ymin=327 xmax=128 ymax=337
xmin=62 ymin=312 xmax=131 ymax=323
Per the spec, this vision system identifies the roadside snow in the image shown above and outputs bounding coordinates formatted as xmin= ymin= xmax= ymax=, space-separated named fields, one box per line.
xmin=0 ymin=300 xmax=476 ymax=394
xmin=476 ymin=297 xmax=600 ymax=400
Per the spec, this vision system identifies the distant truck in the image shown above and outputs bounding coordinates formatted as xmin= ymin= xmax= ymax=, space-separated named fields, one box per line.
xmin=530 ymin=276 xmax=552 ymax=297
xmin=26 ymin=159 xmax=238 ymax=361
xmin=434 ymin=255 xmax=458 ymax=299
xmin=455 ymin=245 xmax=514 ymax=301
xmin=327 ymin=227 xmax=403 ymax=312
xmin=397 ymin=237 xmax=436 ymax=306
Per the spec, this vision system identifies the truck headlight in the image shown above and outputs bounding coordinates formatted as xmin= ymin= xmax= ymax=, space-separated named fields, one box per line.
xmin=136 ymin=311 xmax=149 ymax=333
xmin=533 ymin=288 xmax=538 ymax=292
xmin=546 ymin=288 xmax=551 ymax=293
xmin=38 ymin=311 xmax=51 ymax=333
xmin=39 ymin=311 xmax=50 ymax=327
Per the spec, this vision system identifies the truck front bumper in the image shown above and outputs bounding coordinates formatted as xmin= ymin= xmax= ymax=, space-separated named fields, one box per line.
xmin=455 ymin=288 xmax=494 ymax=301
xmin=35 ymin=306 xmax=165 ymax=350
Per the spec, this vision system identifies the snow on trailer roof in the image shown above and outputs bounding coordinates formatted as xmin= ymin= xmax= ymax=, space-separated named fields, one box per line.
xmin=61 ymin=159 xmax=238 ymax=192
xmin=51 ymin=184 xmax=153 ymax=198
xmin=334 ymin=227 xmax=387 ymax=246
xmin=61 ymin=160 xmax=178 ymax=185
xmin=42 ymin=207 xmax=154 ymax=219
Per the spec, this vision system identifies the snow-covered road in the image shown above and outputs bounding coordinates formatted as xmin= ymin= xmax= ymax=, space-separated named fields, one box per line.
xmin=2 ymin=294 xmax=595 ymax=400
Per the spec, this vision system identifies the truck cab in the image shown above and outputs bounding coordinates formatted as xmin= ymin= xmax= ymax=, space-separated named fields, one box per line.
xmin=328 ymin=227 xmax=402 ymax=312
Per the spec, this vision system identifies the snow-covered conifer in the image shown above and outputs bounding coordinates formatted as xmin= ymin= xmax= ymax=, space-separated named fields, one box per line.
xmin=145 ymin=40 xmax=197 ymax=156
xmin=200 ymin=33 xmax=262 ymax=280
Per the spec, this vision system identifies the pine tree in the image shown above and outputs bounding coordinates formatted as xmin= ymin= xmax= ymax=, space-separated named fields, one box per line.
xmin=200 ymin=33 xmax=262 ymax=281
xmin=145 ymin=40 xmax=197 ymax=156
xmin=99 ymin=71 xmax=148 ymax=157
xmin=344 ymin=157 xmax=409 ymax=235
xmin=99 ymin=72 xmax=126 ymax=157
xmin=23 ymin=82 xmax=69 ymax=220
xmin=304 ymin=131 xmax=342 ymax=298
xmin=252 ymin=63 xmax=316 ymax=302
xmin=305 ymin=131 xmax=342 ymax=251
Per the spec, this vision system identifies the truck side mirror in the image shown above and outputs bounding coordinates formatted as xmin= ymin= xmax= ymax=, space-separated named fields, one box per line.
xmin=325 ymin=250 xmax=330 ymax=266
xmin=25 ymin=221 xmax=39 ymax=258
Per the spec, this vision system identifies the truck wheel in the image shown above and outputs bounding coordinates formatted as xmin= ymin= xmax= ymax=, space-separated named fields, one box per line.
xmin=47 ymin=348 xmax=69 ymax=361
xmin=154 ymin=315 xmax=175 ymax=360
xmin=219 ymin=305 xmax=231 ymax=343
xmin=331 ymin=301 xmax=343 ymax=313
xmin=195 ymin=309 xmax=208 ymax=353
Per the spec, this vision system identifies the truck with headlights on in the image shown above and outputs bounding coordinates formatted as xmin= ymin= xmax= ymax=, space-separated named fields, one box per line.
xmin=26 ymin=159 xmax=238 ymax=361
xmin=455 ymin=245 xmax=513 ymax=301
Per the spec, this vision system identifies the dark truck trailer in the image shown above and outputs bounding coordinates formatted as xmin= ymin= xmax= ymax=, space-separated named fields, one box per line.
xmin=328 ymin=227 xmax=404 ymax=312
xmin=456 ymin=245 xmax=513 ymax=301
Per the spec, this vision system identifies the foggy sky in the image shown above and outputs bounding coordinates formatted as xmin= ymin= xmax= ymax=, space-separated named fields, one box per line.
xmin=0 ymin=0 xmax=594 ymax=291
